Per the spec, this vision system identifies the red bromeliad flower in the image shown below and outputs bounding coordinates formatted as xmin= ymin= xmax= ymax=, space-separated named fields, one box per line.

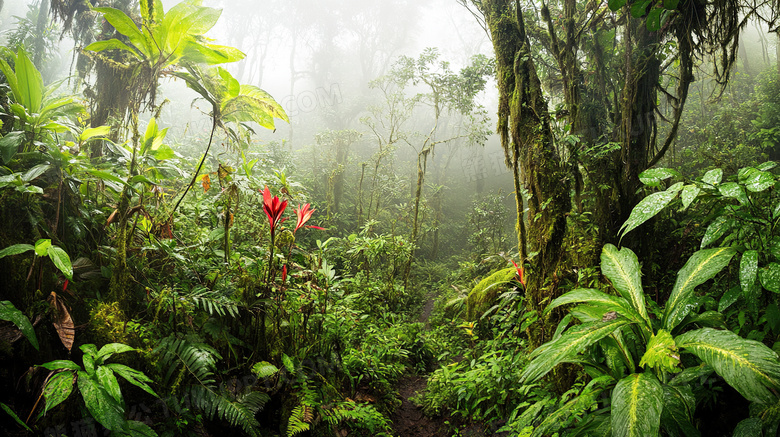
xmin=293 ymin=203 xmax=325 ymax=233
xmin=511 ymin=260 xmax=526 ymax=288
xmin=262 ymin=186 xmax=287 ymax=231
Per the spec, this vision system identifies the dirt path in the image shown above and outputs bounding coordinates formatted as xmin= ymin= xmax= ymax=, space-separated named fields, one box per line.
xmin=390 ymin=375 xmax=448 ymax=437
xmin=390 ymin=294 xmax=449 ymax=436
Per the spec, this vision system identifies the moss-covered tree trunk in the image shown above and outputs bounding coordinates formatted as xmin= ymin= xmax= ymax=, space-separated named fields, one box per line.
xmin=479 ymin=0 xmax=571 ymax=350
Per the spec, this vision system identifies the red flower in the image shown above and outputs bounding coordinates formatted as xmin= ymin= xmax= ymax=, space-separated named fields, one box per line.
xmin=293 ymin=203 xmax=325 ymax=233
xmin=282 ymin=265 xmax=287 ymax=283
xmin=511 ymin=260 xmax=526 ymax=288
xmin=262 ymin=186 xmax=287 ymax=230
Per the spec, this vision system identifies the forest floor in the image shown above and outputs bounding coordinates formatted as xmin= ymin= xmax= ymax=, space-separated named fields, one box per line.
xmin=389 ymin=294 xmax=492 ymax=437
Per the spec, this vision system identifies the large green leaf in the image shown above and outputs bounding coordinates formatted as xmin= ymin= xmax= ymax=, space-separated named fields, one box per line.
xmin=620 ymin=182 xmax=683 ymax=237
xmin=83 ymin=39 xmax=141 ymax=58
xmin=718 ymin=182 xmax=748 ymax=205
xmin=521 ymin=317 xmax=633 ymax=384
xmin=702 ymin=168 xmax=723 ymax=185
xmin=600 ymin=244 xmax=650 ymax=325
xmin=664 ymin=247 xmax=736 ymax=331
xmin=43 ymin=370 xmax=76 ymax=414
xmin=0 ymin=244 xmax=34 ymax=259
xmin=105 ymin=363 xmax=158 ymax=398
xmin=639 ymin=329 xmax=680 ymax=373
xmin=47 ymin=245 xmax=72 ymax=280
xmin=97 ymin=365 xmax=123 ymax=406
xmin=1 ymin=402 xmax=32 ymax=432
xmin=639 ymin=168 xmax=680 ymax=187
xmin=681 ymin=184 xmax=700 ymax=210
xmin=661 ymin=384 xmax=699 ymax=437
xmin=0 ymin=131 xmax=24 ymax=163
xmin=700 ymin=216 xmax=734 ymax=248
xmin=760 ymin=263 xmax=780 ymax=293
xmin=676 ymin=328 xmax=780 ymax=404
xmin=740 ymin=250 xmax=758 ymax=297
xmin=733 ymin=418 xmax=762 ymax=437
xmin=92 ymin=7 xmax=152 ymax=58
xmin=96 ymin=343 xmax=135 ymax=362
xmin=611 ymin=372 xmax=663 ymax=437
xmin=14 ymin=49 xmax=43 ymax=113
xmin=545 ymin=288 xmax=645 ymax=327
xmin=0 ymin=300 xmax=38 ymax=350
xmin=77 ymin=372 xmax=125 ymax=431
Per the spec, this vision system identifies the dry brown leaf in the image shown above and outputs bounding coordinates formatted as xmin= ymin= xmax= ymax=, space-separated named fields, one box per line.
xmin=48 ymin=292 xmax=74 ymax=352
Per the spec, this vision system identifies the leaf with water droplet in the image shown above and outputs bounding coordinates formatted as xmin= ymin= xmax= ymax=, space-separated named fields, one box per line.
xmin=745 ymin=170 xmax=775 ymax=192
xmin=719 ymin=285 xmax=741 ymax=313
xmin=701 ymin=216 xmax=734 ymax=248
xmin=620 ymin=182 xmax=683 ymax=237
xmin=741 ymin=250 xmax=758 ymax=295
xmin=718 ymin=182 xmax=748 ymax=205
xmin=640 ymin=168 xmax=681 ymax=187
xmin=702 ymin=168 xmax=723 ymax=186
xmin=760 ymin=263 xmax=780 ymax=293
xmin=757 ymin=161 xmax=777 ymax=171
xmin=681 ymin=184 xmax=700 ymax=210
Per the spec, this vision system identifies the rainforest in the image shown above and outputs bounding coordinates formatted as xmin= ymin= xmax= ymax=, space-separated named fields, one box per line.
xmin=1 ymin=0 xmax=780 ymax=436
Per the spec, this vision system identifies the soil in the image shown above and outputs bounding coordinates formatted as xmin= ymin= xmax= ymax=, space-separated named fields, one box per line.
xmin=390 ymin=375 xmax=449 ymax=437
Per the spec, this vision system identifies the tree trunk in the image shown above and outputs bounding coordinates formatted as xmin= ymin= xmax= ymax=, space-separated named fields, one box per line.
xmin=480 ymin=0 xmax=571 ymax=351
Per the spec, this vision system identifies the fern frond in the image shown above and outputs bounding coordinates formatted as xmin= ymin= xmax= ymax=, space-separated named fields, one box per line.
xmin=154 ymin=335 xmax=221 ymax=387
xmin=287 ymin=405 xmax=312 ymax=437
xmin=189 ymin=287 xmax=239 ymax=318
xmin=189 ymin=385 xmax=268 ymax=437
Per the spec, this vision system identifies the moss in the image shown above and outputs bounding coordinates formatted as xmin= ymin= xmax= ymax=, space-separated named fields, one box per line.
xmin=465 ymin=268 xmax=519 ymax=321
xmin=88 ymin=300 xmax=135 ymax=346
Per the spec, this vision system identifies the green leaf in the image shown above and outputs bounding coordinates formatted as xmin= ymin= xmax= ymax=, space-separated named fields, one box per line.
xmin=545 ymin=288 xmax=645 ymax=325
xmin=663 ymin=0 xmax=680 ymax=9
xmin=39 ymin=360 xmax=81 ymax=371
xmin=0 ymin=132 xmax=24 ymax=163
xmin=733 ymin=418 xmax=762 ymax=437
xmin=252 ymin=361 xmax=279 ymax=379
xmin=0 ymin=244 xmax=34 ymax=259
xmin=97 ymin=365 xmax=123 ymax=406
xmin=87 ymin=170 xmax=130 ymax=188
xmin=758 ymin=161 xmax=777 ymax=171
xmin=105 ymin=363 xmax=158 ymax=398
xmin=83 ymin=39 xmax=141 ymax=58
xmin=741 ymin=250 xmax=758 ymax=297
xmin=620 ymin=183 xmax=683 ymax=237
xmin=680 ymin=184 xmax=700 ymax=210
xmin=611 ymin=372 xmax=663 ymax=437
xmin=23 ymin=164 xmax=50 ymax=182
xmin=608 ymin=0 xmax=627 ymax=10
xmin=47 ymin=246 xmax=73 ymax=280
xmin=34 ymin=238 xmax=51 ymax=257
xmin=79 ymin=126 xmax=112 ymax=143
xmin=92 ymin=7 xmax=152 ymax=58
xmin=43 ymin=370 xmax=76 ymax=414
xmin=700 ymin=216 xmax=734 ymax=248
xmin=702 ymin=168 xmax=723 ymax=185
xmin=745 ymin=170 xmax=775 ymax=192
xmin=639 ymin=168 xmax=680 ymax=187
xmin=521 ymin=317 xmax=633 ymax=384
xmin=600 ymin=244 xmax=650 ymax=325
xmin=660 ymin=385 xmax=699 ymax=437
xmin=719 ymin=286 xmax=741 ymax=313
xmin=0 ymin=301 xmax=39 ymax=350
xmin=677 ymin=328 xmax=780 ymax=404
xmin=639 ymin=329 xmax=681 ymax=373
xmin=14 ymin=49 xmax=43 ymax=113
xmin=719 ymin=182 xmax=748 ymax=205
xmin=77 ymin=372 xmax=125 ymax=431
xmin=646 ymin=8 xmax=663 ymax=31
xmin=630 ymin=0 xmax=652 ymax=17
xmin=760 ymin=263 xmax=780 ymax=293
xmin=1 ymin=402 xmax=32 ymax=432
xmin=281 ymin=353 xmax=295 ymax=373
xmin=664 ymin=247 xmax=736 ymax=331
xmin=96 ymin=343 xmax=135 ymax=362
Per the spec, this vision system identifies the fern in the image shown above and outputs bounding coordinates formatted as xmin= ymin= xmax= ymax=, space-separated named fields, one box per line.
xmin=154 ymin=335 xmax=221 ymax=387
xmin=189 ymin=287 xmax=239 ymax=318
xmin=190 ymin=385 xmax=268 ymax=437
xmin=287 ymin=405 xmax=312 ymax=437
